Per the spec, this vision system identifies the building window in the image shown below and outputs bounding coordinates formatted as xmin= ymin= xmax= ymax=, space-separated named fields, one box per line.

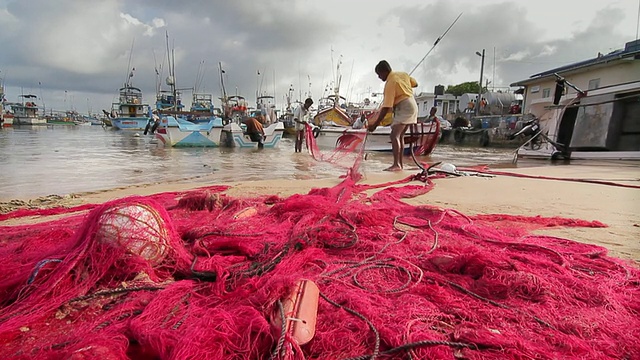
xmin=530 ymin=85 xmax=540 ymax=93
xmin=423 ymin=102 xmax=429 ymax=111
xmin=542 ymin=88 xmax=551 ymax=98
xmin=588 ymin=78 xmax=600 ymax=90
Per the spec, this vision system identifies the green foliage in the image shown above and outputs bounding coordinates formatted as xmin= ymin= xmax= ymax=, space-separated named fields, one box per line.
xmin=445 ymin=81 xmax=481 ymax=96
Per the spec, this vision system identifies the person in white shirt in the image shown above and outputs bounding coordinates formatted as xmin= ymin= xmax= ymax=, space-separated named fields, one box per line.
xmin=293 ymin=98 xmax=314 ymax=153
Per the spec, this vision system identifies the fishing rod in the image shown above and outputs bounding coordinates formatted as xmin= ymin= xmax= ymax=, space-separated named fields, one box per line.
xmin=409 ymin=12 xmax=463 ymax=76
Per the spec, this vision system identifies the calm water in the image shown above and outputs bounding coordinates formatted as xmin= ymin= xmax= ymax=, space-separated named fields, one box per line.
xmin=0 ymin=125 xmax=522 ymax=200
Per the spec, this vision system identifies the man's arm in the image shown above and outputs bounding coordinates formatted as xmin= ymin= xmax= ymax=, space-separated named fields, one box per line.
xmin=367 ymin=107 xmax=391 ymax=132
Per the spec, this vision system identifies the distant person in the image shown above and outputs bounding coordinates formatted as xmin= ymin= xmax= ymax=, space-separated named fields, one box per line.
xmin=244 ymin=115 xmax=265 ymax=148
xmin=367 ymin=60 xmax=418 ymax=171
xmin=293 ymin=98 xmax=313 ymax=153
xmin=353 ymin=113 xmax=367 ymax=129
xmin=427 ymin=106 xmax=451 ymax=129
xmin=467 ymin=99 xmax=475 ymax=113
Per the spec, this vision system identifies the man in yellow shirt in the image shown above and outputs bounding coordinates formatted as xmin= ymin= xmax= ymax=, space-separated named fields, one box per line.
xmin=368 ymin=60 xmax=418 ymax=171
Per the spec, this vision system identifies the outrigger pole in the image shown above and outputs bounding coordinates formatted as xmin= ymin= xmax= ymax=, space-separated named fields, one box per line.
xmin=409 ymin=12 xmax=463 ymax=76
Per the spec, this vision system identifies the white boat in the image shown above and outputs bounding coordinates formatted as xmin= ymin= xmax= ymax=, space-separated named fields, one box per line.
xmin=515 ymin=80 xmax=640 ymax=161
xmin=313 ymin=104 xmax=440 ymax=154
xmin=155 ymin=116 xmax=224 ymax=147
xmin=221 ymin=122 xmax=285 ymax=148
xmin=314 ymin=122 xmax=440 ymax=154
xmin=11 ymin=95 xmax=46 ymax=125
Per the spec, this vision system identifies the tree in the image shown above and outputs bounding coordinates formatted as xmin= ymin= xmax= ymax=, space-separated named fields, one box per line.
xmin=445 ymin=81 xmax=481 ymax=96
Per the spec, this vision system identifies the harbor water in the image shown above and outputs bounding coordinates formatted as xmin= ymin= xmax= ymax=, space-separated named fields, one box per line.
xmin=1 ymin=125 xmax=524 ymax=200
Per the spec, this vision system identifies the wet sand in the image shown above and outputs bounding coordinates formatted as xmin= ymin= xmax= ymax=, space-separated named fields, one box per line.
xmin=1 ymin=163 xmax=639 ymax=261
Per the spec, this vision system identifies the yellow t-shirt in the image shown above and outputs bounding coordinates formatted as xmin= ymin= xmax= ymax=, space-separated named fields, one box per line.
xmin=381 ymin=71 xmax=418 ymax=108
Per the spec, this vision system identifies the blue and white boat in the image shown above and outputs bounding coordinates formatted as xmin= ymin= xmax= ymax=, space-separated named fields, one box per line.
xmin=155 ymin=115 xmax=224 ymax=147
xmin=110 ymin=85 xmax=152 ymax=130
xmin=221 ymin=122 xmax=285 ymax=148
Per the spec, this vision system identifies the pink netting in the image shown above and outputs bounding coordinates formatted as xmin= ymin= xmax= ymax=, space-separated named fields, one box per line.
xmin=0 ymin=169 xmax=638 ymax=359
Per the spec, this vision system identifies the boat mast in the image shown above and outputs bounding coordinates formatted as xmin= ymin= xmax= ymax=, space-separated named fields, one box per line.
xmin=165 ymin=32 xmax=177 ymax=112
xmin=124 ymin=39 xmax=135 ymax=88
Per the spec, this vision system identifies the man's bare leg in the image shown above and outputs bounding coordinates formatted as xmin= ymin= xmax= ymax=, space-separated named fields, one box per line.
xmin=385 ymin=124 xmax=405 ymax=171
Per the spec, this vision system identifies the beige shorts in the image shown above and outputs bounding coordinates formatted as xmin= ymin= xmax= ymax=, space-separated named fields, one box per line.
xmin=393 ymin=97 xmax=418 ymax=125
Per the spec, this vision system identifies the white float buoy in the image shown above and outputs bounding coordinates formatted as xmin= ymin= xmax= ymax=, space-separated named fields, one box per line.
xmin=96 ymin=203 xmax=168 ymax=266
xmin=440 ymin=163 xmax=457 ymax=173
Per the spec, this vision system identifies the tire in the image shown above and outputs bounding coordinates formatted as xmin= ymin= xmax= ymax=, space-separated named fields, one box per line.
xmin=312 ymin=127 xmax=320 ymax=138
xmin=453 ymin=128 xmax=465 ymax=143
xmin=479 ymin=130 xmax=490 ymax=147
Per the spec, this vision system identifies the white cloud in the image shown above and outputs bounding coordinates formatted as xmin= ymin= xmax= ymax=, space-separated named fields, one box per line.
xmin=0 ymin=0 xmax=637 ymax=113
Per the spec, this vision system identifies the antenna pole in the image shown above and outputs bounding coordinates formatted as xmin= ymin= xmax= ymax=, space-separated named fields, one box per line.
xmin=409 ymin=12 xmax=463 ymax=76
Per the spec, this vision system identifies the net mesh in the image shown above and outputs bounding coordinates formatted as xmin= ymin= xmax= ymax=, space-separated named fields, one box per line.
xmin=0 ymin=165 xmax=638 ymax=359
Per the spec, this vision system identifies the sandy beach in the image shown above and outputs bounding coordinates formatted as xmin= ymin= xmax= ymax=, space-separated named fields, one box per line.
xmin=2 ymin=162 xmax=639 ymax=262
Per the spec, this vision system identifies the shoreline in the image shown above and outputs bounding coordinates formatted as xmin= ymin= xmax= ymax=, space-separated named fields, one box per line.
xmin=1 ymin=163 xmax=639 ymax=261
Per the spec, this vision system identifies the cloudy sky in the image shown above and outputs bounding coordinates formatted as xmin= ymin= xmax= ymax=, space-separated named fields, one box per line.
xmin=0 ymin=0 xmax=638 ymax=115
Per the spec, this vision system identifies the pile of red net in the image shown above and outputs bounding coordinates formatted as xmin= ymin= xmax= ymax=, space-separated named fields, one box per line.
xmin=1 ymin=169 xmax=638 ymax=359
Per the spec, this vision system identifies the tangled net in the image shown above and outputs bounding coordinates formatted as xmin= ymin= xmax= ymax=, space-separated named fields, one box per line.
xmin=0 ymin=159 xmax=638 ymax=359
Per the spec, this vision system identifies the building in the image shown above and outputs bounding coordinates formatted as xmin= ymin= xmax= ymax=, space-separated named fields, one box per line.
xmin=414 ymin=91 xmax=460 ymax=121
xmin=510 ymin=39 xmax=640 ymax=160
xmin=511 ymin=39 xmax=640 ymax=114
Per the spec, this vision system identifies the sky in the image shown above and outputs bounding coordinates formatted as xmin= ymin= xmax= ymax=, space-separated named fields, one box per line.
xmin=0 ymin=0 xmax=638 ymax=115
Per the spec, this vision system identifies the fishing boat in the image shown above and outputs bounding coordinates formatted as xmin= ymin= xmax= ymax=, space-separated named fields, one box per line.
xmin=155 ymin=115 xmax=224 ymax=147
xmin=10 ymin=95 xmax=46 ymax=125
xmin=313 ymin=121 xmax=440 ymax=154
xmin=0 ymin=81 xmax=7 ymax=127
xmin=221 ymin=122 xmax=285 ymax=148
xmin=189 ymin=93 xmax=223 ymax=124
xmin=109 ymin=85 xmax=152 ymax=130
xmin=1 ymin=112 xmax=13 ymax=127
xmin=256 ymin=95 xmax=277 ymax=124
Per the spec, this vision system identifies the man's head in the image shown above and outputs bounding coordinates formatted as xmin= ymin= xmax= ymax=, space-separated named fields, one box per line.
xmin=375 ymin=60 xmax=392 ymax=81
xmin=304 ymin=98 xmax=313 ymax=109
xmin=429 ymin=107 xmax=437 ymax=116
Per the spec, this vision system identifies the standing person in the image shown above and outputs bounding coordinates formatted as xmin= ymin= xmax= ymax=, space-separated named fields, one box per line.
xmin=293 ymin=98 xmax=313 ymax=153
xmin=367 ymin=60 xmax=418 ymax=171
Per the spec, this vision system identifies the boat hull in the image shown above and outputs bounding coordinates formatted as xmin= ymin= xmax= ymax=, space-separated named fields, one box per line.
xmin=315 ymin=123 xmax=439 ymax=154
xmin=14 ymin=116 xmax=46 ymax=125
xmin=155 ymin=116 xmax=224 ymax=147
xmin=222 ymin=122 xmax=285 ymax=148
xmin=1 ymin=117 xmax=13 ymax=127
xmin=112 ymin=117 xmax=152 ymax=130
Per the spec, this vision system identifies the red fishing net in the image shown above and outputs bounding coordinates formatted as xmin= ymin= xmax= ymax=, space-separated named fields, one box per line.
xmin=0 ymin=161 xmax=638 ymax=359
